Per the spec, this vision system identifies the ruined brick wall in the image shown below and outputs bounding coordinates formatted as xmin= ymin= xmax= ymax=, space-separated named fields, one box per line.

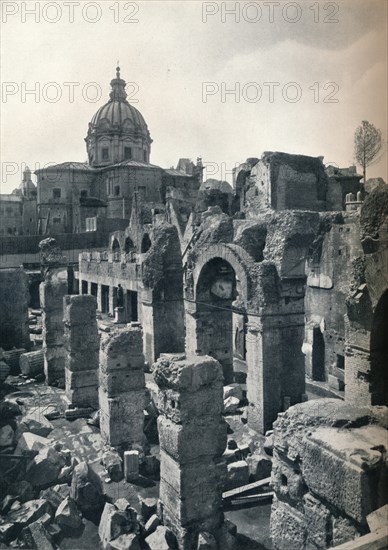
xmin=64 ymin=294 xmax=99 ymax=408
xmin=153 ymin=355 xmax=227 ymax=550
xmin=270 ymin=399 xmax=388 ymax=550
xmin=99 ymin=324 xmax=146 ymax=448
xmin=0 ymin=269 xmax=31 ymax=351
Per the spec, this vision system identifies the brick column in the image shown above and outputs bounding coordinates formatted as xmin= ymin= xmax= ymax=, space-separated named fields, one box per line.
xmin=99 ymin=323 xmax=146 ymax=448
xmin=40 ymin=268 xmax=67 ymax=386
xmin=64 ymin=295 xmax=99 ymax=408
xmin=153 ymin=354 xmax=227 ymax=550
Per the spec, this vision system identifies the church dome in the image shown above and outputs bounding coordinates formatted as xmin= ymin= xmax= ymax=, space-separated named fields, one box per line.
xmin=86 ymin=67 xmax=152 ymax=166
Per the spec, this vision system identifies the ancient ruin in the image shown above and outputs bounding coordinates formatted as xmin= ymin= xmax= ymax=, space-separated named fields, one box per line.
xmin=0 ymin=62 xmax=387 ymax=550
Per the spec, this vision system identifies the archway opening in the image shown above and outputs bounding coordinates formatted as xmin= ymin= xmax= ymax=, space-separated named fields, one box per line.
xmin=370 ymin=290 xmax=388 ymax=405
xmin=196 ymin=257 xmax=237 ymax=384
xmin=125 ymin=237 xmax=135 ymax=254
xmin=312 ymin=325 xmax=325 ymax=381
xmin=141 ymin=234 xmax=151 ymax=253
xmin=112 ymin=238 xmax=121 ymax=261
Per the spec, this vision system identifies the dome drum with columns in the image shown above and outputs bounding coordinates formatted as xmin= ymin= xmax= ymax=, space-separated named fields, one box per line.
xmin=86 ymin=67 xmax=152 ymax=167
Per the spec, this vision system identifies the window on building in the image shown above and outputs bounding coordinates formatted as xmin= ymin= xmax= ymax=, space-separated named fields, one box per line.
xmin=53 ymin=188 xmax=61 ymax=199
xmin=124 ymin=147 xmax=132 ymax=160
xmin=80 ymin=190 xmax=88 ymax=198
xmin=102 ymin=147 xmax=109 ymax=160
xmin=53 ymin=217 xmax=61 ymax=224
xmin=336 ymin=354 xmax=345 ymax=370
xmin=7 ymin=228 xmax=12 ymax=234
xmin=143 ymin=150 xmax=147 ymax=162
xmin=114 ymin=185 xmax=120 ymax=196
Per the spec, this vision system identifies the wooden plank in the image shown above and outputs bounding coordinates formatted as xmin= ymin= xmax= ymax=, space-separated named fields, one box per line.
xmin=229 ymin=491 xmax=274 ymax=505
xmin=222 ymin=477 xmax=271 ymax=500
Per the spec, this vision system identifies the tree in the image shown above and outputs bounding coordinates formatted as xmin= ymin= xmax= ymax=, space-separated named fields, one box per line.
xmin=354 ymin=120 xmax=383 ymax=183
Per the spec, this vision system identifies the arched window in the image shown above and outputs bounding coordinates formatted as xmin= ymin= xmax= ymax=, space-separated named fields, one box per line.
xmin=112 ymin=238 xmax=121 ymax=261
xmin=141 ymin=234 xmax=151 ymax=253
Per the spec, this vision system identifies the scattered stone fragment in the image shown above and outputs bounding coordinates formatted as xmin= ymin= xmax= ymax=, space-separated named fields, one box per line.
xmin=71 ymin=461 xmax=104 ymax=515
xmin=0 ymin=361 xmax=10 ymax=385
xmin=139 ymin=496 xmax=157 ymax=523
xmin=98 ymin=502 xmax=136 ymax=549
xmin=20 ymin=411 xmax=54 ymax=437
xmin=103 ymin=449 xmax=123 ymax=482
xmin=16 ymin=432 xmax=51 ymax=454
xmin=64 ymin=407 xmax=94 ymax=420
xmin=223 ymin=396 xmax=240 ymax=414
xmin=197 ymin=531 xmax=217 ymax=550
xmin=0 ymin=425 xmax=14 ymax=447
xmin=124 ymin=450 xmax=139 ymax=481
xmin=106 ymin=533 xmax=141 ymax=550
xmin=223 ymin=384 xmax=243 ymax=402
xmin=1 ymin=495 xmax=18 ymax=515
xmin=55 ymin=496 xmax=82 ymax=531
xmin=246 ymin=453 xmax=272 ymax=481
xmin=145 ymin=513 xmax=160 ymax=536
xmin=26 ymin=446 xmax=65 ymax=487
xmin=40 ymin=483 xmax=70 ymax=510
xmin=6 ymin=499 xmax=52 ymax=530
xmin=8 ymin=481 xmax=34 ymax=504
xmin=226 ymin=460 xmax=249 ymax=490
xmin=145 ymin=526 xmax=176 ymax=550
xmin=21 ymin=520 xmax=55 ymax=550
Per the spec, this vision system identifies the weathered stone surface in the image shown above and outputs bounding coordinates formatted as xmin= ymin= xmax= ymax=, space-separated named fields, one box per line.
xmin=20 ymin=411 xmax=54 ymax=437
xmin=270 ymin=498 xmax=306 ymax=550
xmin=223 ymin=384 xmax=243 ymax=402
xmin=6 ymin=499 xmax=52 ymax=529
xmin=246 ymin=453 xmax=272 ymax=481
xmin=21 ymin=520 xmax=55 ymax=550
xmin=0 ymin=269 xmax=30 ymax=352
xmin=145 ymin=513 xmax=160 ymax=536
xmin=223 ymin=396 xmax=240 ymax=414
xmin=367 ymin=504 xmax=388 ymax=533
xmin=225 ymin=460 xmax=249 ymax=490
xmin=0 ymin=424 xmax=14 ymax=447
xmin=106 ymin=533 xmax=140 ymax=550
xmin=145 ymin=526 xmax=176 ymax=550
xmin=26 ymin=446 xmax=65 ymax=487
xmin=15 ymin=432 xmax=50 ymax=454
xmin=197 ymin=531 xmax=217 ymax=550
xmin=103 ymin=449 xmax=123 ymax=482
xmin=20 ymin=350 xmax=44 ymax=377
xmin=55 ymin=496 xmax=82 ymax=531
xmin=40 ymin=483 xmax=70 ymax=510
xmin=98 ymin=502 xmax=137 ymax=549
xmin=71 ymin=461 xmax=104 ymax=514
xmin=8 ymin=481 xmax=34 ymax=503
xmin=139 ymin=497 xmax=157 ymax=522
xmin=124 ymin=450 xmax=139 ymax=481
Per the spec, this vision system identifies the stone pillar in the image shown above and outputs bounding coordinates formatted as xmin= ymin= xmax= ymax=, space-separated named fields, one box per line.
xmin=0 ymin=269 xmax=30 ymax=351
xmin=153 ymin=354 xmax=227 ymax=550
xmin=40 ymin=268 xmax=68 ymax=386
xmin=99 ymin=323 xmax=146 ymax=448
xmin=97 ymin=284 xmax=103 ymax=312
xmin=87 ymin=281 xmax=92 ymax=294
xmin=64 ymin=295 xmax=99 ymax=408
xmin=109 ymin=286 xmax=117 ymax=315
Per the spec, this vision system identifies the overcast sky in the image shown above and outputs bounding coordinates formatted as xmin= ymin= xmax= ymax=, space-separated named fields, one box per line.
xmin=1 ymin=0 xmax=387 ymax=192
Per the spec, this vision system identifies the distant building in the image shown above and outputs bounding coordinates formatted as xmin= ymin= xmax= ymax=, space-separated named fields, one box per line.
xmin=0 ymin=167 xmax=37 ymax=235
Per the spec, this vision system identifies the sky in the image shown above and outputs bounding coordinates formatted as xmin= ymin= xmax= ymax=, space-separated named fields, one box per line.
xmin=1 ymin=0 xmax=387 ymax=192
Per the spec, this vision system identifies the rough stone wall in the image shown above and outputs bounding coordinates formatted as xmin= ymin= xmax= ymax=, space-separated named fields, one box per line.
xmin=40 ymin=268 xmax=68 ymax=386
xmin=270 ymin=399 xmax=388 ymax=550
xmin=99 ymin=323 xmax=146 ymax=448
xmin=153 ymin=355 xmax=227 ymax=550
xmin=0 ymin=269 xmax=30 ymax=351
xmin=304 ymin=212 xmax=363 ymax=387
xmin=345 ymin=182 xmax=388 ymax=406
xmin=63 ymin=294 xmax=99 ymax=408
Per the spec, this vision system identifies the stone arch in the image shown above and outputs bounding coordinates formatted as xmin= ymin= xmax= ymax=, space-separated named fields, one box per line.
xmin=141 ymin=233 xmax=152 ymax=253
xmin=187 ymin=243 xmax=254 ymax=384
xmin=370 ymin=289 xmax=388 ymax=405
